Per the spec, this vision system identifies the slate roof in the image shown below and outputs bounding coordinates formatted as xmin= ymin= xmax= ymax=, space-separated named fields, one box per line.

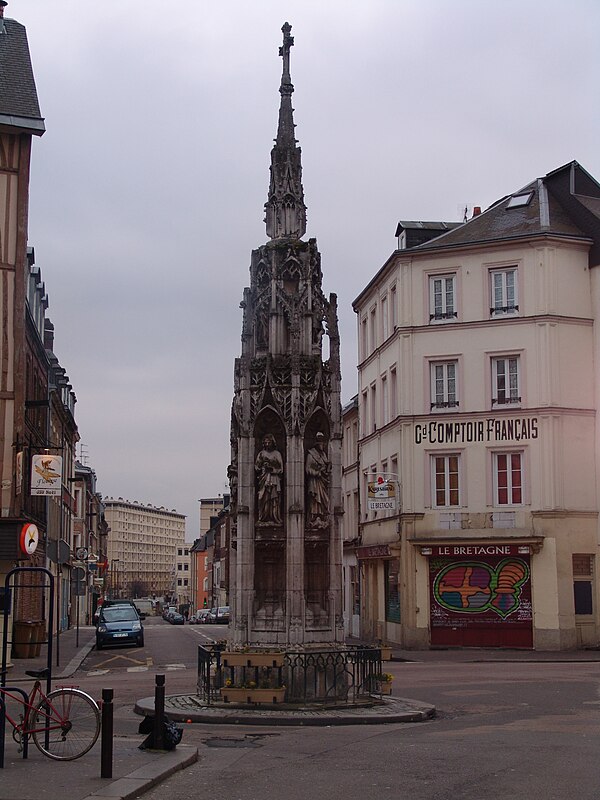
xmin=0 ymin=16 xmax=44 ymax=134
xmin=410 ymin=161 xmax=600 ymax=264
xmin=353 ymin=161 xmax=600 ymax=308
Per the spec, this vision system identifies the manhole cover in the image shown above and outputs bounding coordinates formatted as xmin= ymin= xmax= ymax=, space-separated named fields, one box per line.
xmin=204 ymin=735 xmax=265 ymax=749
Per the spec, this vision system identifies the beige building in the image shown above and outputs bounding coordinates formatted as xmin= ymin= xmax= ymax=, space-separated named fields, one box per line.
xmin=104 ymin=498 xmax=185 ymax=601
xmin=174 ymin=543 xmax=191 ymax=610
xmin=351 ymin=161 xmax=600 ymax=650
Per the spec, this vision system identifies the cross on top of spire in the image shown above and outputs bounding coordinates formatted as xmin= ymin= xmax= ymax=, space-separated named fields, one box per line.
xmin=279 ymin=22 xmax=294 ymax=89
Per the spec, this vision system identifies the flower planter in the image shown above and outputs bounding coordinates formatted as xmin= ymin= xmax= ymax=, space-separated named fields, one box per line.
xmin=379 ymin=683 xmax=393 ymax=695
xmin=380 ymin=646 xmax=392 ymax=661
xmin=221 ymin=687 xmax=286 ymax=704
xmin=221 ymin=651 xmax=285 ymax=668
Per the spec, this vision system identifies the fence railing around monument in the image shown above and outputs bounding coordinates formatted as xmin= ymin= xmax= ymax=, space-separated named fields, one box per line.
xmin=197 ymin=644 xmax=384 ymax=706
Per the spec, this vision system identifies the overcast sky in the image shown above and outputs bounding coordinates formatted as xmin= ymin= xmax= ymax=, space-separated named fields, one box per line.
xmin=17 ymin=0 xmax=600 ymax=540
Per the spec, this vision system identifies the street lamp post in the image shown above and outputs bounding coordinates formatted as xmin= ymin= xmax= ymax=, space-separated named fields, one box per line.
xmin=111 ymin=559 xmax=120 ymax=599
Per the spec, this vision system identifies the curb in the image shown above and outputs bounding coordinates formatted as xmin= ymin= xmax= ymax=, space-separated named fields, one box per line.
xmin=135 ymin=694 xmax=435 ymax=727
xmin=79 ymin=745 xmax=198 ymax=800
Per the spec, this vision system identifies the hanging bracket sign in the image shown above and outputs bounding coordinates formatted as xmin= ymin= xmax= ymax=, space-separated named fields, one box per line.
xmin=31 ymin=454 xmax=62 ymax=496
xmin=367 ymin=474 xmax=397 ymax=511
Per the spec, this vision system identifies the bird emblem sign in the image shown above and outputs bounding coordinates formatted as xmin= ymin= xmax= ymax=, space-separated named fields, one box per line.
xmin=31 ymin=454 xmax=62 ymax=496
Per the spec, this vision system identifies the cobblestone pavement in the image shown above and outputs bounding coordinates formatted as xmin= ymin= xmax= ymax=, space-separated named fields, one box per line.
xmin=135 ymin=693 xmax=435 ymax=726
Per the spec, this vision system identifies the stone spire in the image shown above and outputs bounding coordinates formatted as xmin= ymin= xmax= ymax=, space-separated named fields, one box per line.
xmin=264 ymin=22 xmax=307 ymax=240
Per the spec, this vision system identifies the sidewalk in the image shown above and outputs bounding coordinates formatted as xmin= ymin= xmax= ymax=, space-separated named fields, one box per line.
xmin=1 ymin=626 xmax=197 ymax=800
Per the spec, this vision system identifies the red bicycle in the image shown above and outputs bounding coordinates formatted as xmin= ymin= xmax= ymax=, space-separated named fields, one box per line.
xmin=0 ymin=668 xmax=100 ymax=761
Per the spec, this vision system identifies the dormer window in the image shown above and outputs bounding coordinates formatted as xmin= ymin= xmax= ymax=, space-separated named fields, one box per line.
xmin=507 ymin=192 xmax=533 ymax=209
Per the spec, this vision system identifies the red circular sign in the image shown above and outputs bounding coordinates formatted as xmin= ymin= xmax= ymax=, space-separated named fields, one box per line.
xmin=20 ymin=523 xmax=39 ymax=556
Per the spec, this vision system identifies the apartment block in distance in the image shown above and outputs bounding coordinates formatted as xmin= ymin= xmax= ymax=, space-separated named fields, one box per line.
xmin=103 ymin=498 xmax=185 ymax=601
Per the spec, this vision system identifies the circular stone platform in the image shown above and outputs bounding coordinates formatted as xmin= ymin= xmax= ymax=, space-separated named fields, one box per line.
xmin=135 ymin=693 xmax=435 ymax=726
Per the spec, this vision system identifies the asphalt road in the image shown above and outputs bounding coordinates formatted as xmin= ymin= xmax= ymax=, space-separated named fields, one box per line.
xmin=74 ymin=619 xmax=600 ymax=799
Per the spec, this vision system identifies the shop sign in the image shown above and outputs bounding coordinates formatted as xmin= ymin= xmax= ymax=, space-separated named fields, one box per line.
xmin=367 ymin=475 xmax=397 ymax=511
xmin=415 ymin=417 xmax=538 ymax=445
xmin=16 ymin=451 xmax=23 ymax=495
xmin=31 ymin=454 xmax=62 ymax=496
xmin=19 ymin=523 xmax=39 ymax=556
xmin=423 ymin=544 xmax=530 ymax=557
xmin=357 ymin=544 xmax=391 ymax=560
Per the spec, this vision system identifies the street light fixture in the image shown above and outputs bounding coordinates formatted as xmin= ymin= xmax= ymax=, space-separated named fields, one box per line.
xmin=111 ymin=559 xmax=120 ymax=599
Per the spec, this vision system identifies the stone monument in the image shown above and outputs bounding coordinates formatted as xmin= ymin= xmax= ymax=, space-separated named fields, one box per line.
xmin=229 ymin=22 xmax=343 ymax=649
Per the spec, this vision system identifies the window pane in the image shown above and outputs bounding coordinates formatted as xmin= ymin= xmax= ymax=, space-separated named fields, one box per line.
xmin=506 ymin=271 xmax=515 ymax=306
xmin=447 ymin=363 xmax=456 ymax=403
xmin=445 ymin=278 xmax=454 ymax=314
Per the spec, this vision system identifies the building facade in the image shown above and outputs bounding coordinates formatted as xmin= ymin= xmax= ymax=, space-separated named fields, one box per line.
xmin=103 ymin=498 xmax=185 ymax=601
xmin=352 ymin=161 xmax=600 ymax=650
xmin=174 ymin=542 xmax=191 ymax=611
xmin=0 ymin=3 xmax=46 ymax=650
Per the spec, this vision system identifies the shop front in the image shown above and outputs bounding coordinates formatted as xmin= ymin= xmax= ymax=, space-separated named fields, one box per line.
xmin=422 ymin=543 xmax=534 ymax=648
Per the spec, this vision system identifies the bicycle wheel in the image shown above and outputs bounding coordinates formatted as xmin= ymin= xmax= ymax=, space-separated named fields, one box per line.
xmin=31 ymin=688 xmax=100 ymax=761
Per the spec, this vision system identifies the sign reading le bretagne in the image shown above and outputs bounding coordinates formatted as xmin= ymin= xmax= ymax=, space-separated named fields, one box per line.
xmin=367 ymin=475 xmax=397 ymax=511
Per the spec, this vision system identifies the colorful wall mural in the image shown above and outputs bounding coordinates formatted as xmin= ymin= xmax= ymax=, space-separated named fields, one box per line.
xmin=429 ymin=551 xmax=533 ymax=647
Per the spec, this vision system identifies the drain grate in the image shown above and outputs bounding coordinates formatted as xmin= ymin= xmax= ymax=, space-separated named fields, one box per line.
xmin=204 ymin=735 xmax=267 ymax=749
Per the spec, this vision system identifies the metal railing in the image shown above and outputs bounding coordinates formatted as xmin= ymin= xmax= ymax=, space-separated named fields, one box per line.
xmin=197 ymin=643 xmax=384 ymax=706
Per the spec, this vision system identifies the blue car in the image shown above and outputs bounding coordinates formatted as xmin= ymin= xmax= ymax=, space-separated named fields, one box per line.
xmin=96 ymin=605 xmax=144 ymax=649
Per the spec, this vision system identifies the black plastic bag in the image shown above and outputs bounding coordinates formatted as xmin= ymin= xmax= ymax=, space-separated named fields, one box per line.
xmin=138 ymin=714 xmax=183 ymax=751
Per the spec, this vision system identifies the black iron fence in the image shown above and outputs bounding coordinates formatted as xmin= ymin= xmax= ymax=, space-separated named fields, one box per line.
xmin=197 ymin=643 xmax=385 ymax=706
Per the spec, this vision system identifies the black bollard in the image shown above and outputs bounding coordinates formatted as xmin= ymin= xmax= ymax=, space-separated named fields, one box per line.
xmin=100 ymin=688 xmax=113 ymax=779
xmin=153 ymin=674 xmax=165 ymax=750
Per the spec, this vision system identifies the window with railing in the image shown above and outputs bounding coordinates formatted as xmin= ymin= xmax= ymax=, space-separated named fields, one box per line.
xmin=429 ymin=274 xmax=457 ymax=322
xmin=492 ymin=356 xmax=521 ymax=405
xmin=490 ymin=267 xmax=518 ymax=316
xmin=430 ymin=360 xmax=459 ymax=410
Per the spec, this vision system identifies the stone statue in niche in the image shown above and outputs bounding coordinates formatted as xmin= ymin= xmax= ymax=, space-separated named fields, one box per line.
xmin=305 ymin=432 xmax=330 ymax=529
xmin=255 ymin=433 xmax=283 ymax=525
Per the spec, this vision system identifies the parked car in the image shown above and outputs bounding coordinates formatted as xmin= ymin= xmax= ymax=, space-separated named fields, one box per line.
xmin=194 ymin=609 xmax=211 ymax=624
xmin=207 ymin=606 xmax=230 ymax=624
xmin=96 ymin=605 xmax=144 ymax=649
xmin=94 ymin=599 xmax=138 ymax=625
xmin=169 ymin=612 xmax=185 ymax=625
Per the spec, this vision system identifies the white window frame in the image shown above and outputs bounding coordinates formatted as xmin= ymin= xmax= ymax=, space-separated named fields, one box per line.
xmin=429 ymin=274 xmax=457 ymax=323
xmin=430 ymin=360 xmax=459 ymax=411
xmin=492 ymin=356 xmax=521 ymax=406
xmin=381 ymin=295 xmax=389 ymax=341
xmin=490 ymin=267 xmax=518 ymax=316
xmin=390 ymin=284 xmax=398 ymax=330
xmin=431 ymin=453 xmax=461 ymax=508
xmin=369 ymin=307 xmax=377 ymax=352
xmin=381 ymin=374 xmax=389 ymax=425
xmin=370 ymin=384 xmax=377 ymax=432
xmin=493 ymin=451 xmax=523 ymax=506
xmin=360 ymin=317 xmax=368 ymax=360
xmin=390 ymin=367 xmax=398 ymax=420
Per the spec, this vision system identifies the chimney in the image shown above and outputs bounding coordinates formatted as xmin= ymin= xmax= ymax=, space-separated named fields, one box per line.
xmin=472 ymin=206 xmax=482 ymax=218
xmin=0 ymin=2 xmax=7 ymax=19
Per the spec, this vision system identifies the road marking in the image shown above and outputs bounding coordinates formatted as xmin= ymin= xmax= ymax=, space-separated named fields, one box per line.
xmin=165 ymin=663 xmax=186 ymax=670
xmin=95 ymin=653 xmax=149 ymax=668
